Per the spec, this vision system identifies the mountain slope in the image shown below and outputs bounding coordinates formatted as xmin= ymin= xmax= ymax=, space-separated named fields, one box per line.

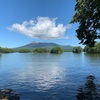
xmin=15 ymin=42 xmax=73 ymax=52
xmin=20 ymin=42 xmax=59 ymax=48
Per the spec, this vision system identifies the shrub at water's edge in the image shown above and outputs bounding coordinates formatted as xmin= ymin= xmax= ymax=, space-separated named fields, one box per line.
xmin=18 ymin=49 xmax=31 ymax=53
xmin=0 ymin=47 xmax=14 ymax=53
xmin=72 ymin=46 xmax=82 ymax=53
xmin=33 ymin=48 xmax=49 ymax=53
xmin=50 ymin=47 xmax=63 ymax=54
xmin=84 ymin=43 xmax=100 ymax=54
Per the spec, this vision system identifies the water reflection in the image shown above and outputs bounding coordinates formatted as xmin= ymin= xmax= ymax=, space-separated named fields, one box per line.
xmin=76 ymin=75 xmax=100 ymax=100
xmin=0 ymin=53 xmax=100 ymax=100
xmin=13 ymin=63 xmax=65 ymax=91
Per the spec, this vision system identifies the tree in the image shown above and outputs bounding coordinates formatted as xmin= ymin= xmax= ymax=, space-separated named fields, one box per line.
xmin=72 ymin=46 xmax=82 ymax=53
xmin=71 ymin=0 xmax=100 ymax=46
xmin=18 ymin=49 xmax=31 ymax=53
xmin=84 ymin=42 xmax=100 ymax=54
xmin=33 ymin=48 xmax=49 ymax=53
xmin=0 ymin=47 xmax=14 ymax=53
xmin=50 ymin=47 xmax=63 ymax=54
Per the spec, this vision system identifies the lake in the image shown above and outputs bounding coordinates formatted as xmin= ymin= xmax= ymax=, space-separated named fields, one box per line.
xmin=0 ymin=52 xmax=100 ymax=100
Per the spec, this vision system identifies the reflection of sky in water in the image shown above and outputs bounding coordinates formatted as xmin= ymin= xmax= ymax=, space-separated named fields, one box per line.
xmin=13 ymin=63 xmax=65 ymax=91
xmin=0 ymin=53 xmax=68 ymax=92
xmin=0 ymin=53 xmax=100 ymax=100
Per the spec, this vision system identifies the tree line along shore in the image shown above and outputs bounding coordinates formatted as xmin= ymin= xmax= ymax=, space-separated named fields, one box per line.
xmin=0 ymin=43 xmax=100 ymax=54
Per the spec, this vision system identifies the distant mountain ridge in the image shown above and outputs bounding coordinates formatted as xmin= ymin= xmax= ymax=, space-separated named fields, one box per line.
xmin=22 ymin=42 xmax=59 ymax=48
xmin=15 ymin=42 xmax=73 ymax=52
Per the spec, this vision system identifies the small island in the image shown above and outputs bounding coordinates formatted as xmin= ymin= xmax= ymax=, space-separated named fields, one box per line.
xmin=50 ymin=47 xmax=63 ymax=54
xmin=33 ymin=48 xmax=49 ymax=53
xmin=18 ymin=49 xmax=31 ymax=53
xmin=72 ymin=46 xmax=82 ymax=53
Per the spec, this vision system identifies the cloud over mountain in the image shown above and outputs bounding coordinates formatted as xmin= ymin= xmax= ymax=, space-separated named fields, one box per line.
xmin=8 ymin=17 xmax=71 ymax=39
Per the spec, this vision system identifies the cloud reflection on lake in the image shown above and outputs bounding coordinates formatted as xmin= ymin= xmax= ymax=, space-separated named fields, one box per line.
xmin=13 ymin=63 xmax=66 ymax=91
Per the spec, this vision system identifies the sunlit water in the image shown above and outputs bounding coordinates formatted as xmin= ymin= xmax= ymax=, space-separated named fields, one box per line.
xmin=0 ymin=52 xmax=100 ymax=100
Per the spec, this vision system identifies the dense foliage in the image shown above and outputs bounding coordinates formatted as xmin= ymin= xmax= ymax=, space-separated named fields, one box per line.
xmin=18 ymin=49 xmax=31 ymax=53
xmin=34 ymin=48 xmax=49 ymax=53
xmin=71 ymin=0 xmax=100 ymax=46
xmin=50 ymin=47 xmax=63 ymax=54
xmin=0 ymin=47 xmax=14 ymax=53
xmin=72 ymin=46 xmax=82 ymax=53
xmin=84 ymin=43 xmax=100 ymax=54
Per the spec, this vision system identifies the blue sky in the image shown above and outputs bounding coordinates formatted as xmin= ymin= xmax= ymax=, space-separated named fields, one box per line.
xmin=0 ymin=0 xmax=82 ymax=48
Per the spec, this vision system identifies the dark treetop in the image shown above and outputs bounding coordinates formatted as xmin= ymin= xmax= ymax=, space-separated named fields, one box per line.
xmin=71 ymin=0 xmax=100 ymax=46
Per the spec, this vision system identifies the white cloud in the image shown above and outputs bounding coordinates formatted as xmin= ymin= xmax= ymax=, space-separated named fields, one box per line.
xmin=8 ymin=17 xmax=72 ymax=39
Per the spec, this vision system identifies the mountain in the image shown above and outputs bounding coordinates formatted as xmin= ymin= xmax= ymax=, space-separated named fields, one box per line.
xmin=15 ymin=42 xmax=73 ymax=52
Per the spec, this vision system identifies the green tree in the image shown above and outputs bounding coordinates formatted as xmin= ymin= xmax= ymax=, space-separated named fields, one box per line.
xmin=50 ymin=47 xmax=63 ymax=54
xmin=84 ymin=42 xmax=100 ymax=54
xmin=0 ymin=47 xmax=2 ymax=53
xmin=71 ymin=0 xmax=100 ymax=46
xmin=0 ymin=47 xmax=14 ymax=53
xmin=34 ymin=48 xmax=49 ymax=53
xmin=72 ymin=46 xmax=82 ymax=53
xmin=18 ymin=49 xmax=31 ymax=53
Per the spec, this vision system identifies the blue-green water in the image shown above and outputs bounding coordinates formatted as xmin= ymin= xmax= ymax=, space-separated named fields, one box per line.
xmin=0 ymin=52 xmax=100 ymax=100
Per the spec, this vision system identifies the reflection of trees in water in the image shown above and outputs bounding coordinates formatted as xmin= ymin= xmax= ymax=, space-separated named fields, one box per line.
xmin=76 ymin=75 xmax=100 ymax=100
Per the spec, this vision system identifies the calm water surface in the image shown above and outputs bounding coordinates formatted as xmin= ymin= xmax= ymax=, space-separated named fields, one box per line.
xmin=0 ymin=52 xmax=100 ymax=100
